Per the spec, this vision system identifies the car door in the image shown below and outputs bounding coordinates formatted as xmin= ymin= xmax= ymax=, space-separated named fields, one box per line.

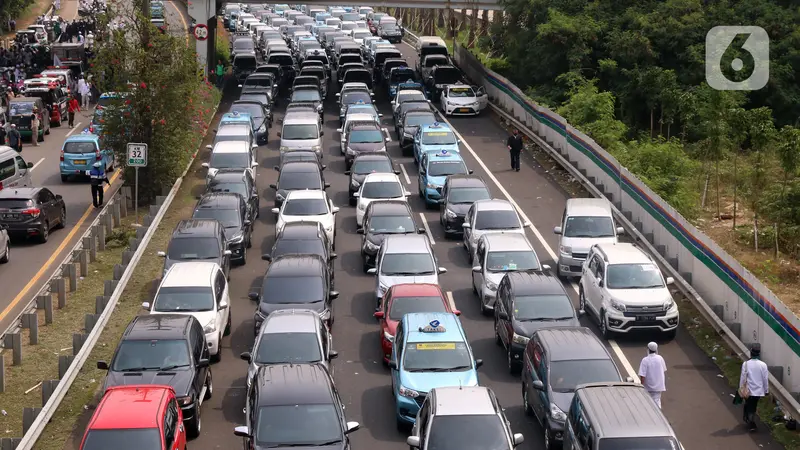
xmin=214 ymin=269 xmax=229 ymax=335
xmin=500 ymin=280 xmax=514 ymax=346
xmin=38 ymin=189 xmax=57 ymax=221
xmin=530 ymin=341 xmax=548 ymax=420
xmin=163 ymin=400 xmax=181 ymax=450
xmin=191 ymin=321 xmax=210 ymax=401
xmin=417 ymin=153 xmax=427 ymax=193
xmin=475 ymin=86 xmax=488 ymax=110
xmin=472 ymin=238 xmax=485 ymax=293
xmin=390 ymin=321 xmax=404 ymax=391
xmin=462 ymin=204 xmax=474 ymax=251
xmin=219 ymin=227 xmax=231 ymax=276
xmin=586 ymin=255 xmax=604 ymax=316
xmin=14 ymin=156 xmax=30 ymax=186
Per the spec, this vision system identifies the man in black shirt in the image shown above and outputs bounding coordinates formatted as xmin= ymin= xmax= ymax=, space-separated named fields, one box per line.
xmin=506 ymin=129 xmax=523 ymax=171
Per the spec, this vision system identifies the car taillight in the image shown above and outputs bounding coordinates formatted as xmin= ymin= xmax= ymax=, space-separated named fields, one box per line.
xmin=95 ymin=151 xmax=101 ymax=159
xmin=60 ymin=151 xmax=64 ymax=161
xmin=22 ymin=208 xmax=41 ymax=217
xmin=0 ymin=182 xmax=4 ymax=191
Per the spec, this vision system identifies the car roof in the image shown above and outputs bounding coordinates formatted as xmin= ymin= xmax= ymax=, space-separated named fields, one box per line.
xmin=565 ymin=197 xmax=613 ymax=216
xmin=535 ymin=327 xmax=612 ymax=362
xmin=255 ymin=364 xmax=334 ymax=406
xmin=91 ymin=385 xmax=171 ymax=429
xmin=595 ymin=242 xmax=652 ymax=265
xmin=125 ymin=314 xmax=193 ymax=340
xmin=505 ymin=272 xmax=565 ymax=296
xmin=173 ymin=219 xmax=221 ymax=237
xmin=268 ymin=254 xmax=326 ymax=275
xmin=285 ymin=189 xmax=326 ymax=200
xmin=577 ymin=383 xmax=673 ymax=438
xmin=279 ymin=221 xmax=324 ymax=238
xmin=474 ymin=198 xmax=514 ymax=211
xmin=262 ymin=309 xmax=320 ymax=334
xmin=404 ymin=312 xmax=463 ymax=343
xmin=161 ymin=262 xmax=219 ymax=287
xmin=281 ymin=161 xmax=321 ymax=172
xmin=391 ymin=283 xmax=443 ymax=297
xmin=212 ymin=141 xmax=251 ymax=153
xmin=433 ymin=386 xmax=496 ymax=416
xmin=197 ymin=192 xmax=242 ymax=208
xmin=368 ymin=200 xmax=411 ymax=216
xmin=363 ymin=172 xmax=400 ymax=183
xmin=65 ymin=134 xmax=100 ymax=143
xmin=216 ymin=125 xmax=250 ymax=136
xmin=0 ymin=187 xmax=40 ymax=199
xmin=447 ymin=174 xmax=486 ymax=188
xmin=209 ymin=169 xmax=248 ymax=183
xmin=482 ymin=233 xmax=532 ymax=252
xmin=383 ymin=234 xmax=431 ymax=254
xmin=353 ymin=153 xmax=391 ymax=162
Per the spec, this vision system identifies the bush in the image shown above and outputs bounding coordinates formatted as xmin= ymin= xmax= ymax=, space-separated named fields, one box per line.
xmin=215 ymin=29 xmax=230 ymax=67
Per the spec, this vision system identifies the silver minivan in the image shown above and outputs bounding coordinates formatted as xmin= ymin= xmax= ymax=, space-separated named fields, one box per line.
xmin=278 ymin=112 xmax=324 ymax=159
xmin=0 ymin=146 xmax=34 ymax=191
xmin=553 ymin=198 xmax=623 ymax=278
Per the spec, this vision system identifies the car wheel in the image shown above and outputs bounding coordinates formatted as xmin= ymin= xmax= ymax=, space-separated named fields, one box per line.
xmin=471 ymin=272 xmax=477 ymax=294
xmin=56 ymin=208 xmax=66 ymax=229
xmin=60 ymin=175 xmax=68 ymax=183
xmin=187 ymin=402 xmax=201 ymax=438
xmin=599 ymin=310 xmax=611 ymax=339
xmin=0 ymin=240 xmax=9 ymax=264
xmin=544 ymin=427 xmax=554 ymax=450
xmin=211 ymin=338 xmax=222 ymax=363
xmin=239 ymin=246 xmax=246 ymax=265
xmin=508 ymin=347 xmax=520 ymax=375
xmin=39 ymin=221 xmax=49 ymax=243
xmin=204 ymin=371 xmax=213 ymax=399
xmin=523 ymin=384 xmax=533 ymax=416
xmin=224 ymin=312 xmax=232 ymax=336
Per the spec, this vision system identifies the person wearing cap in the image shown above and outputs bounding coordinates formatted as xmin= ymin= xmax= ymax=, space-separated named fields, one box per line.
xmin=638 ymin=342 xmax=667 ymax=408
xmin=739 ymin=343 xmax=769 ymax=431
xmin=6 ymin=123 xmax=21 ymax=151
xmin=506 ymin=128 xmax=523 ymax=172
xmin=87 ymin=160 xmax=110 ymax=207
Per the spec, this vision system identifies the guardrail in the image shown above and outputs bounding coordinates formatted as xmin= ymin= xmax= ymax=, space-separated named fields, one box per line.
xmin=402 ymin=26 xmax=800 ymax=422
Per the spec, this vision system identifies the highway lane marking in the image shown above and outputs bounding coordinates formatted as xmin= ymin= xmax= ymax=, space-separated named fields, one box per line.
xmin=419 ymin=212 xmax=435 ymax=245
xmin=382 ymin=127 xmax=391 ymax=142
xmin=0 ymin=169 xmax=121 ymax=324
xmin=430 ymin=89 xmax=639 ymax=381
xmin=446 ymin=291 xmax=456 ymax=311
xmin=399 ymin=163 xmax=411 ymax=184
xmin=167 ymin=0 xmax=190 ymax=46
xmin=66 ymin=122 xmax=82 ymax=136
xmin=30 ymin=158 xmax=45 ymax=171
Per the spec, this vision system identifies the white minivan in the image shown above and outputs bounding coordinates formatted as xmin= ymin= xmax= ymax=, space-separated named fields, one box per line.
xmin=0 ymin=146 xmax=34 ymax=190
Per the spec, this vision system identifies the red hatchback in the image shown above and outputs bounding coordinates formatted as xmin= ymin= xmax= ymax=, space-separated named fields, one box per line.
xmin=373 ymin=283 xmax=460 ymax=363
xmin=80 ymin=385 xmax=188 ymax=450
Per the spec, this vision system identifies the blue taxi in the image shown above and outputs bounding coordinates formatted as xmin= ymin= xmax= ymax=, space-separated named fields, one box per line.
xmin=88 ymin=108 xmax=104 ymax=135
xmin=219 ymin=111 xmax=253 ymax=130
xmin=412 ymin=122 xmax=460 ymax=163
xmin=389 ymin=313 xmax=482 ymax=429
xmin=59 ymin=132 xmax=114 ymax=182
xmin=418 ymin=150 xmax=472 ymax=206
xmin=387 ymin=67 xmax=422 ymax=98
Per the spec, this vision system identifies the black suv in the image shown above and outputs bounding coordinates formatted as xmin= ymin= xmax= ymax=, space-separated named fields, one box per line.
xmin=192 ymin=192 xmax=252 ymax=264
xmin=97 ymin=315 xmax=212 ymax=438
xmin=0 ymin=187 xmax=66 ymax=243
xmin=358 ymin=200 xmax=424 ymax=272
xmin=205 ymin=168 xmax=259 ymax=221
xmin=263 ymin=221 xmax=337 ymax=286
xmin=438 ymin=175 xmax=491 ymax=236
xmin=345 ymin=153 xmax=398 ymax=204
xmin=234 ymin=364 xmax=360 ymax=449
xmin=158 ymin=218 xmax=231 ymax=278
xmin=249 ymin=254 xmax=338 ymax=333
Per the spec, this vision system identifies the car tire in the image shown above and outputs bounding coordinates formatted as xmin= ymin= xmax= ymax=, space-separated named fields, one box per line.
xmin=211 ymin=340 xmax=222 ymax=363
xmin=186 ymin=402 xmax=201 ymax=438
xmin=39 ymin=221 xmax=49 ymax=243
xmin=599 ymin=310 xmax=611 ymax=339
xmin=0 ymin=241 xmax=9 ymax=264
xmin=224 ymin=312 xmax=232 ymax=336
xmin=56 ymin=208 xmax=66 ymax=229
xmin=204 ymin=371 xmax=213 ymax=400
xmin=60 ymin=175 xmax=68 ymax=183
xmin=508 ymin=347 xmax=520 ymax=375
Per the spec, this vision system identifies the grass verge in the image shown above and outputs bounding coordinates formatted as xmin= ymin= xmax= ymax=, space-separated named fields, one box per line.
xmin=2 ymin=0 xmax=53 ymax=40
xmin=33 ymin=88 xmax=221 ymax=450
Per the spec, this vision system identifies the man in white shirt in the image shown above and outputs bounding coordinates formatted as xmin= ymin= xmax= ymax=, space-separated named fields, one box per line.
xmin=77 ymin=76 xmax=90 ymax=109
xmin=740 ymin=343 xmax=769 ymax=431
xmin=638 ymin=342 xmax=667 ymax=408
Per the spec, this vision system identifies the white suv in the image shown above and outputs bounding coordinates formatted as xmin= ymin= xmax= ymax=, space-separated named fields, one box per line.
xmin=578 ymin=243 xmax=679 ymax=339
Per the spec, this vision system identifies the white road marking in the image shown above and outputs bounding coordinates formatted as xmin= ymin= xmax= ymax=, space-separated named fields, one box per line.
xmin=446 ymin=291 xmax=457 ymax=310
xmin=30 ymin=158 xmax=44 ymax=171
xmin=66 ymin=122 xmax=82 ymax=137
xmin=382 ymin=127 xmax=391 ymax=142
xmin=399 ymin=163 xmax=411 ymax=185
xmin=610 ymin=340 xmax=640 ymax=383
xmin=419 ymin=212 xmax=435 ymax=245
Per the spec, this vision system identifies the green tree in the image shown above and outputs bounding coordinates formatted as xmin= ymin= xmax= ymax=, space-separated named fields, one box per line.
xmin=774 ymin=126 xmax=800 ymax=255
xmin=744 ymin=107 xmax=777 ymax=251
xmin=555 ymin=76 xmax=627 ymax=151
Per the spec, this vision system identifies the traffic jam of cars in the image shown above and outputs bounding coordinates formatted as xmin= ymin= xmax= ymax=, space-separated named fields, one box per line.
xmin=75 ymin=4 xmax=685 ymax=450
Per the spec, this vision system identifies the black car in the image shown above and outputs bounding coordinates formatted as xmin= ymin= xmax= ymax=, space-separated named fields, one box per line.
xmin=392 ymin=90 xmax=428 ymax=123
xmin=372 ymin=49 xmax=402 ymax=80
xmin=269 ymin=161 xmax=328 ymax=208
xmin=233 ymin=364 xmax=360 ymax=449
xmin=288 ymin=87 xmax=323 ymax=121
xmin=345 ymin=153 xmax=398 ymax=204
xmin=378 ymin=22 xmax=403 ymax=43
xmin=0 ymin=187 xmax=66 ymax=243
xmin=262 ymin=221 xmax=337 ymax=285
xmin=205 ymin=168 xmax=259 ymax=221
xmin=335 ymin=53 xmax=362 ymax=72
xmin=249 ymin=254 xmax=338 ymax=332
xmin=380 ymin=59 xmax=408 ymax=84
xmin=417 ymin=54 xmax=450 ymax=80
xmin=158 ymin=218 xmax=231 ymax=278
xmin=337 ymin=62 xmax=365 ymax=84
xmin=276 ymin=150 xmax=326 ymax=171
xmin=341 ymin=68 xmax=373 ymax=90
xmin=438 ymin=175 xmax=491 ymax=235
xmin=265 ymin=52 xmax=296 ymax=86
xmin=358 ymin=200 xmax=424 ymax=272
xmin=343 ymin=123 xmax=388 ymax=169
xmin=96 ymin=315 xmax=212 ymax=438
xmin=424 ymin=64 xmax=463 ymax=99
xmin=230 ymin=100 xmax=271 ymax=145
xmin=395 ymin=100 xmax=433 ymax=127
xmin=494 ymin=272 xmax=580 ymax=374
xmin=240 ymin=73 xmax=279 ymax=106
xmin=233 ymin=53 xmax=258 ymax=83
xmin=292 ymin=76 xmax=322 ymax=96
xmin=192 ymin=193 xmax=253 ymax=264
xmin=397 ymin=110 xmax=437 ymax=154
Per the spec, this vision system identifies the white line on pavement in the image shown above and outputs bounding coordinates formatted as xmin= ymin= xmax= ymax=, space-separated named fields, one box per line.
xmin=66 ymin=122 xmax=82 ymax=137
xmin=446 ymin=291 xmax=457 ymax=311
xmin=611 ymin=340 xmax=641 ymax=383
xmin=30 ymin=158 xmax=45 ymax=171
xmin=399 ymin=163 xmax=411 ymax=185
xmin=419 ymin=212 xmax=435 ymax=245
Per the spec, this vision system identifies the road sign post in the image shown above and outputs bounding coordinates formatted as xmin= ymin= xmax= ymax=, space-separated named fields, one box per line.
xmin=193 ymin=24 xmax=209 ymax=41
xmin=126 ymin=143 xmax=148 ymax=225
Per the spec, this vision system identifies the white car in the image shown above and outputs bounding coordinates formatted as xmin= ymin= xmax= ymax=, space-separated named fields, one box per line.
xmin=202 ymin=140 xmax=258 ymax=184
xmin=273 ymin=190 xmax=338 ymax=247
xmin=439 ymin=83 xmax=488 ymax=116
xmin=462 ymin=199 xmax=531 ymax=263
xmin=351 ymin=29 xmax=372 ymax=46
xmin=355 ymin=173 xmax=409 ymax=227
xmin=143 ymin=262 xmax=231 ymax=361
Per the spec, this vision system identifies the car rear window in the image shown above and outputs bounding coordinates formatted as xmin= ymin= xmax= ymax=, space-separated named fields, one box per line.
xmin=63 ymin=141 xmax=97 ymax=154
xmin=0 ymin=199 xmax=33 ymax=208
xmin=81 ymin=429 xmax=162 ymax=450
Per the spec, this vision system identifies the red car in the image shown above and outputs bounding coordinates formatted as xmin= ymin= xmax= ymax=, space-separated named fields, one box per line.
xmin=373 ymin=283 xmax=460 ymax=363
xmin=80 ymin=385 xmax=187 ymax=450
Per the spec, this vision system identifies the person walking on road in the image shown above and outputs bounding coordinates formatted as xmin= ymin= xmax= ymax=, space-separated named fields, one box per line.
xmin=506 ymin=128 xmax=523 ymax=172
xmin=78 ymin=76 xmax=90 ymax=109
xmin=68 ymin=94 xmax=79 ymax=127
xmin=739 ymin=343 xmax=769 ymax=431
xmin=7 ymin=124 xmax=21 ymax=152
xmin=638 ymin=342 xmax=667 ymax=408
xmin=88 ymin=160 xmax=110 ymax=207
xmin=30 ymin=107 xmax=40 ymax=146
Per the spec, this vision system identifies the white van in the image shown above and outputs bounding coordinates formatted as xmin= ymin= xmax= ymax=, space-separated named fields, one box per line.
xmin=553 ymin=198 xmax=623 ymax=278
xmin=278 ymin=112 xmax=324 ymax=159
xmin=0 ymin=146 xmax=34 ymax=191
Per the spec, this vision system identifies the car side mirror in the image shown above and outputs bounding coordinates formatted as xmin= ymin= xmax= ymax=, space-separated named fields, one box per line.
xmin=201 ymin=162 xmax=209 ymax=168
xmin=238 ymin=84 xmax=243 ymax=87
xmin=462 ymin=223 xmax=470 ymax=229
xmin=26 ymin=161 xmax=33 ymax=168
xmin=234 ymin=426 xmax=250 ymax=438
xmin=523 ymin=221 xmax=531 ymax=227
xmin=240 ymin=351 xmax=252 ymax=362
xmin=197 ymin=358 xmax=210 ymax=368
xmin=271 ymin=207 xmax=280 ymax=214
xmin=513 ymin=434 xmax=524 ymax=446
xmin=553 ymin=226 xmax=562 ymax=235
xmin=269 ymin=183 xmax=277 ymax=189
xmin=388 ymin=360 xmax=397 ymax=369
xmin=141 ymin=302 xmax=151 ymax=311
xmin=498 ymin=311 xmax=509 ymax=320
xmin=219 ymin=300 xmax=229 ymax=309
xmin=367 ymin=268 xmax=377 ymax=275
xmin=320 ymin=130 xmax=325 ymax=136
xmin=373 ymin=311 xmax=384 ymax=319
xmin=330 ymin=290 xmax=339 ymax=299
xmin=407 ymin=436 xmax=420 ymax=448
xmin=330 ymin=252 xmax=338 ymax=260
xmin=472 ymin=265 xmax=481 ymax=273
xmin=224 ymin=250 xmax=232 ymax=256
xmin=542 ymin=264 xmax=551 ymax=272
xmin=438 ymin=267 xmax=447 ymax=274
xmin=96 ymin=360 xmax=109 ymax=370
xmin=626 ymin=376 xmax=634 ymax=383
xmin=324 ymin=183 xmax=331 ymax=189
xmin=248 ymin=292 xmax=259 ymax=301
xmin=332 ymin=206 xmax=340 ymax=213
xmin=336 ymin=128 xmax=343 ymax=133
xmin=157 ymin=251 xmax=166 ymax=257
xmin=532 ymin=380 xmax=545 ymax=391
xmin=344 ymin=170 xmax=351 ymax=175
xmin=616 ymin=226 xmax=625 ymax=235
xmin=666 ymin=277 xmax=675 ymax=285
xmin=474 ymin=359 xmax=483 ymax=368
xmin=206 ymin=144 xmax=213 ymax=150
xmin=353 ymin=192 xmax=360 ymax=198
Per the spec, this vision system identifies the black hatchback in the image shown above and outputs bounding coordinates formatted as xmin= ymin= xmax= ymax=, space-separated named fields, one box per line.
xmin=269 ymin=161 xmax=328 ymax=208
xmin=263 ymin=221 xmax=337 ymax=286
xmin=345 ymin=153 xmax=398 ymax=205
xmin=358 ymin=200 xmax=425 ymax=272
xmin=439 ymin=175 xmax=491 ymax=236
xmin=0 ymin=187 xmax=66 ymax=243
xmin=205 ymin=168 xmax=259 ymax=221
xmin=192 ymin=193 xmax=253 ymax=264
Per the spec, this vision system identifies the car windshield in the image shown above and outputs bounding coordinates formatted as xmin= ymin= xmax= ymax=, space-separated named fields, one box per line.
xmin=382 ymin=23 xmax=399 ymax=31
xmin=353 ymin=159 xmax=392 ymax=174
xmin=486 ymin=251 xmax=540 ymax=272
xmin=254 ymin=332 xmax=322 ymax=364
xmin=210 ymin=152 xmax=250 ymax=169
xmin=369 ymin=214 xmax=415 ymax=234
xmin=192 ymin=208 xmax=241 ymax=228
xmin=404 ymin=113 xmax=435 ymax=128
xmin=244 ymin=77 xmax=273 ymax=88
xmin=234 ymin=40 xmax=254 ymax=50
xmin=428 ymin=161 xmax=467 ymax=177
xmin=262 ymin=276 xmax=324 ymax=303
xmin=282 ymin=124 xmax=319 ymax=140
xmin=380 ymin=253 xmax=435 ymax=275
xmin=449 ymin=86 xmax=475 ymax=97
xmin=239 ymin=94 xmax=269 ymax=106
xmin=514 ymin=295 xmax=574 ymax=321
xmin=353 ymin=30 xmax=371 ymax=39
xmin=421 ymin=131 xmax=457 ymax=145
xmin=111 ymin=339 xmax=191 ymax=371
xmin=231 ymin=104 xmax=265 ymax=122
xmin=81 ymin=429 xmax=162 ymax=450
xmin=269 ymin=54 xmax=294 ymax=66
xmin=167 ymin=237 xmax=220 ymax=260
xmin=153 ymin=286 xmax=215 ymax=312
xmin=362 ymin=181 xmax=403 ymax=198
xmin=549 ymin=359 xmax=621 ymax=393
xmin=273 ymin=239 xmax=325 ymax=258
xmin=598 ymin=437 xmax=680 ymax=450
xmin=235 ymin=57 xmax=257 ymax=69
xmin=283 ymin=198 xmax=328 ymax=215
xmin=403 ymin=341 xmax=471 ymax=371
xmin=63 ymin=141 xmax=97 ymax=154
xmin=449 ymin=187 xmax=490 ymax=204
xmin=563 ymin=215 xmax=615 ymax=238
xmin=208 ymin=181 xmax=248 ymax=198
xmin=388 ymin=296 xmax=447 ymax=320
xmin=428 ymin=415 xmax=508 ymax=450
xmin=475 ymin=210 xmax=520 ymax=230
xmin=256 ymin=405 xmax=342 ymax=446
xmin=399 ymin=93 xmax=426 ymax=104
xmin=279 ymin=172 xmax=320 ymax=190
xmin=606 ymin=263 xmax=664 ymax=289
xmin=350 ymin=129 xmax=384 ymax=143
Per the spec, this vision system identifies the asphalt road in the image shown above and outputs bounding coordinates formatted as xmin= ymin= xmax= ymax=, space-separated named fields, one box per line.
xmin=183 ymin=36 xmax=783 ymax=450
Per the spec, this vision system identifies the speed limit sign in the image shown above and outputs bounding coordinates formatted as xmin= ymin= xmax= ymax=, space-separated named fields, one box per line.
xmin=193 ymin=24 xmax=208 ymax=41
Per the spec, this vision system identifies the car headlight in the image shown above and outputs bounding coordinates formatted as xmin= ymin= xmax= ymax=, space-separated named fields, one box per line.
xmin=663 ymin=298 xmax=675 ymax=311
xmin=383 ymin=331 xmax=394 ymax=342
xmin=512 ymin=332 xmax=529 ymax=345
xmin=364 ymin=240 xmax=379 ymax=252
xmin=610 ymin=298 xmax=627 ymax=312
xmin=350 ymin=179 xmax=361 ymax=188
xmin=444 ymin=208 xmax=456 ymax=219
xmin=258 ymin=124 xmax=266 ymax=133
xmin=312 ymin=145 xmax=321 ymax=151
xmin=280 ymin=146 xmax=289 ymax=151
xmin=346 ymin=147 xmax=356 ymax=155
xmin=316 ymin=104 xmax=323 ymax=112
xmin=403 ymin=131 xmax=412 ymax=137
xmin=398 ymin=386 xmax=419 ymax=398
xmin=204 ymin=322 xmax=217 ymax=334
xmin=229 ymin=235 xmax=244 ymax=244
xmin=485 ymin=280 xmax=497 ymax=291
xmin=549 ymin=403 xmax=566 ymax=422
xmin=426 ymin=182 xmax=438 ymax=189
xmin=177 ymin=395 xmax=194 ymax=406
xmin=447 ymin=101 xmax=456 ymax=106
xmin=559 ymin=245 xmax=572 ymax=256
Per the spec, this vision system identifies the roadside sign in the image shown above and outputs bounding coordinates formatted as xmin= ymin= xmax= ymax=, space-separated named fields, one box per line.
xmin=127 ymin=142 xmax=147 ymax=167
xmin=194 ymin=24 xmax=209 ymax=41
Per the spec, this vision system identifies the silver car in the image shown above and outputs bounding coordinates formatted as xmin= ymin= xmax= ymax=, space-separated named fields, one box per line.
xmin=462 ymin=199 xmax=531 ymax=264
xmin=367 ymin=234 xmax=447 ymax=310
xmin=240 ymin=309 xmax=338 ymax=388
xmin=0 ymin=224 xmax=9 ymax=263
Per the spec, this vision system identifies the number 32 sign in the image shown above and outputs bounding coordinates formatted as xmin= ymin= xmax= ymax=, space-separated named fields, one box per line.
xmin=127 ymin=143 xmax=148 ymax=167
xmin=193 ymin=24 xmax=209 ymax=41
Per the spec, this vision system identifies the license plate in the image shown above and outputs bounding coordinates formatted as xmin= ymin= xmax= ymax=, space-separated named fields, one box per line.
xmin=73 ymin=160 xmax=87 ymax=165
xmin=637 ymin=315 xmax=656 ymax=322
xmin=456 ymin=108 xmax=470 ymax=113
xmin=2 ymin=213 xmax=18 ymax=220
